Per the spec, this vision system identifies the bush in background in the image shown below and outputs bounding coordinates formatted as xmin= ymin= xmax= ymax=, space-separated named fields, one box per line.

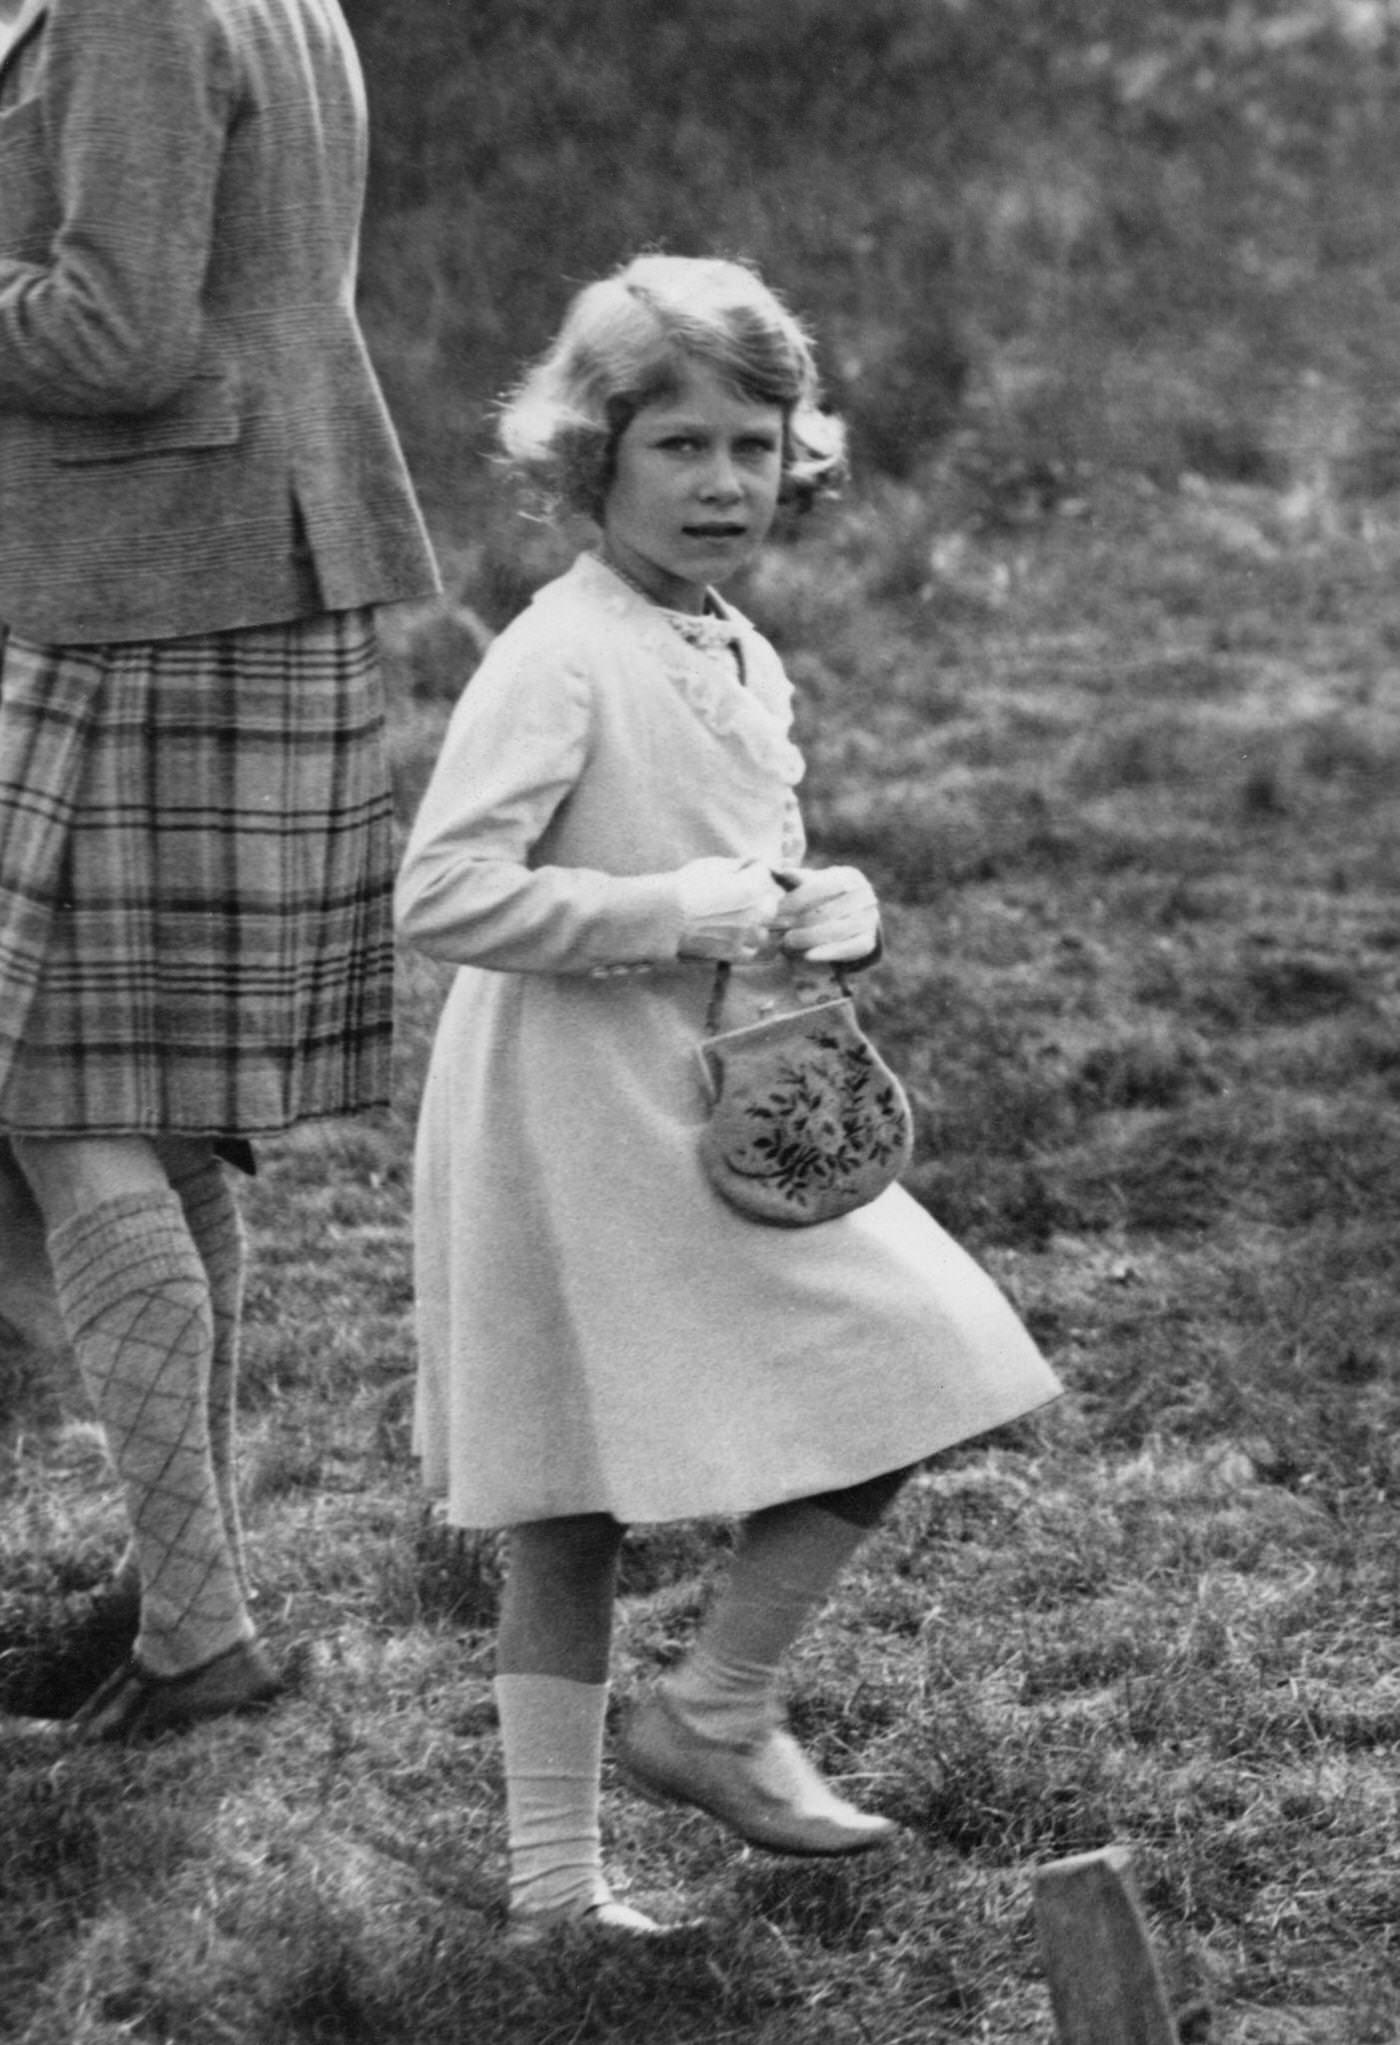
xmin=343 ymin=0 xmax=1400 ymax=585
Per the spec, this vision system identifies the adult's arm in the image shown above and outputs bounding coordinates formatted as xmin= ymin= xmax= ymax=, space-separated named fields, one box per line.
xmin=0 ymin=0 xmax=232 ymax=413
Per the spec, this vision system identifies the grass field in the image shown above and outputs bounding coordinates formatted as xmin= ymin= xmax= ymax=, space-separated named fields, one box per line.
xmin=3 ymin=459 xmax=1399 ymax=2043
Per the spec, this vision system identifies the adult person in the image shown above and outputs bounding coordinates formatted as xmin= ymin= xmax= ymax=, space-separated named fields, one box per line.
xmin=0 ymin=0 xmax=439 ymax=1740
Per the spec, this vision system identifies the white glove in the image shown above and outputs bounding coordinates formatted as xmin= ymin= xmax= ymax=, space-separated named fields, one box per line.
xmin=771 ymin=866 xmax=880 ymax=963
xmin=676 ymin=858 xmax=784 ymax=962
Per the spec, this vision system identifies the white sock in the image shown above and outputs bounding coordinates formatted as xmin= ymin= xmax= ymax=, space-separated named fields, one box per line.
xmin=495 ymin=1674 xmax=612 ymax=1921
xmin=663 ymin=1502 xmax=867 ymax=1745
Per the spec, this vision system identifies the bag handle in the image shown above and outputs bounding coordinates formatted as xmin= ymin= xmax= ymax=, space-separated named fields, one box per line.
xmin=704 ymin=882 xmax=855 ymax=1035
xmin=704 ymin=957 xmax=855 ymax=1036
xmin=702 ymin=871 xmax=866 ymax=1035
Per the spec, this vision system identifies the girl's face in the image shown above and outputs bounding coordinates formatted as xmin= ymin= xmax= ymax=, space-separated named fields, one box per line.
xmin=601 ymin=361 xmax=784 ymax=613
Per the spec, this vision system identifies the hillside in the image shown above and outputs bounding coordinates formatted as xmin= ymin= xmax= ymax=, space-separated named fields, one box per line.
xmin=342 ymin=0 xmax=1400 ymax=564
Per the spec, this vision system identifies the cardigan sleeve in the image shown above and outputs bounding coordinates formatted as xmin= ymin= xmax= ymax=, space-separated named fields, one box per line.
xmin=395 ymin=635 xmax=687 ymax=975
xmin=0 ymin=0 xmax=234 ymax=413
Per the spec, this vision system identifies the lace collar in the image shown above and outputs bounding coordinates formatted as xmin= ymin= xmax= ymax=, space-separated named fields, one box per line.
xmin=565 ymin=553 xmax=805 ymax=788
xmin=590 ymin=554 xmax=748 ymax=653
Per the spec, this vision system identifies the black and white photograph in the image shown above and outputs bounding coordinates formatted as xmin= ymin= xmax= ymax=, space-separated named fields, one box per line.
xmin=2 ymin=4 xmax=1398 ymax=2039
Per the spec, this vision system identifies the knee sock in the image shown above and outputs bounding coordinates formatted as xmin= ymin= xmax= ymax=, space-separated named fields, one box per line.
xmin=168 ymin=1156 xmax=250 ymax=1601
xmin=662 ymin=1500 xmax=870 ymax=1745
xmin=495 ymin=1673 xmax=611 ymax=1921
xmin=46 ymin=1191 xmax=254 ymax=1679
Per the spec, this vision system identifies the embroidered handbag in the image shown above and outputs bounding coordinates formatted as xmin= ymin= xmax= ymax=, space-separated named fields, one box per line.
xmin=696 ymin=956 xmax=914 ymax=1226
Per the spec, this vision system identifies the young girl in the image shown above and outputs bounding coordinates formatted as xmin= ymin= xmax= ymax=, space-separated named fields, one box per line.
xmin=396 ymin=255 xmax=1060 ymax=1941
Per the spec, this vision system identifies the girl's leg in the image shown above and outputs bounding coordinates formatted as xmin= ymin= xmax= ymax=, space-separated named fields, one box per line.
xmin=621 ymin=1467 xmax=915 ymax=1855
xmin=496 ymin=1514 xmax=669 ymax=1936
xmin=496 ymin=1512 xmax=624 ymax=1683
xmin=665 ymin=1467 xmax=911 ymax=1738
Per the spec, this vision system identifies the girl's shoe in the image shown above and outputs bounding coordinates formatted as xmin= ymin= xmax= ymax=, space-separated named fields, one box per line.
xmin=619 ymin=1690 xmax=897 ymax=1857
xmin=504 ymin=1896 xmax=697 ymax=1948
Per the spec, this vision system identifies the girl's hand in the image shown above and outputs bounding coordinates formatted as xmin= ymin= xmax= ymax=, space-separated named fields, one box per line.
xmin=676 ymin=858 xmax=785 ymax=962
xmin=772 ymin=866 xmax=880 ymax=963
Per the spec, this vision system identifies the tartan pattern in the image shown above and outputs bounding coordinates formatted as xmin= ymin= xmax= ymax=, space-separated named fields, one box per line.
xmin=0 ymin=609 xmax=394 ymax=1136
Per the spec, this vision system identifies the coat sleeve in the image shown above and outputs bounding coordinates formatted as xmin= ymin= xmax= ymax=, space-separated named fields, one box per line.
xmin=0 ymin=0 xmax=234 ymax=412
xmin=395 ymin=636 xmax=687 ymax=975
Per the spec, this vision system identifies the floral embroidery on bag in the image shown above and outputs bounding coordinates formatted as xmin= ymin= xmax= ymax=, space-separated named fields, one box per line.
xmin=725 ymin=1027 xmax=909 ymax=1206
xmin=698 ymin=987 xmax=915 ymax=1227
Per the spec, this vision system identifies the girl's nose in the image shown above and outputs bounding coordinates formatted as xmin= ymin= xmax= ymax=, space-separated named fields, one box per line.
xmin=699 ymin=454 xmax=742 ymax=501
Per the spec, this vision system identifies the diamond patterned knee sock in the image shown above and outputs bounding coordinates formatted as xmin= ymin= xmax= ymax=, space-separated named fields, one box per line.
xmin=168 ymin=1156 xmax=250 ymax=1602
xmin=47 ymin=1191 xmax=254 ymax=1679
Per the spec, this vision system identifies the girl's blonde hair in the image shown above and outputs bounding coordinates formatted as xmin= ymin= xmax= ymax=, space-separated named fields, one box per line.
xmin=498 ymin=254 xmax=846 ymax=519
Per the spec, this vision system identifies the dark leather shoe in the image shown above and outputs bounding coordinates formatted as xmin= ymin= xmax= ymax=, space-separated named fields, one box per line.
xmin=70 ymin=1638 xmax=283 ymax=1743
xmin=0 ymin=1585 xmax=141 ymax=1720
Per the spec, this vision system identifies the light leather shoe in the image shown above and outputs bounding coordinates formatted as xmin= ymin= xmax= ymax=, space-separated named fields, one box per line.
xmin=619 ymin=1689 xmax=897 ymax=1857
xmin=504 ymin=1896 xmax=700 ymax=1949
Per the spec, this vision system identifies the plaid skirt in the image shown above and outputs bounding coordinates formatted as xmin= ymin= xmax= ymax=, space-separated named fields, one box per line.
xmin=0 ymin=611 xmax=395 ymax=1138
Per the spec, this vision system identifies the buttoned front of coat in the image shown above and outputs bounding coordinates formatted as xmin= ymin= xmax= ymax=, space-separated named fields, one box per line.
xmin=397 ymin=555 xmax=1062 ymax=1528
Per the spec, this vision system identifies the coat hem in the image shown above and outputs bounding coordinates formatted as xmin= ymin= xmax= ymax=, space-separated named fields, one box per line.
xmin=416 ymin=1386 xmax=1063 ymax=1530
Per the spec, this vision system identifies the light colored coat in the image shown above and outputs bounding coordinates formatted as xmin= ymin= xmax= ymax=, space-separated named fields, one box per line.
xmin=0 ymin=0 xmax=438 ymax=643
xmin=397 ymin=554 xmax=1060 ymax=1528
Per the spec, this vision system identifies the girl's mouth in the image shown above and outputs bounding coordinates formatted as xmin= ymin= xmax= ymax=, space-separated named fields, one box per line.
xmin=684 ymin=523 xmax=748 ymax=539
